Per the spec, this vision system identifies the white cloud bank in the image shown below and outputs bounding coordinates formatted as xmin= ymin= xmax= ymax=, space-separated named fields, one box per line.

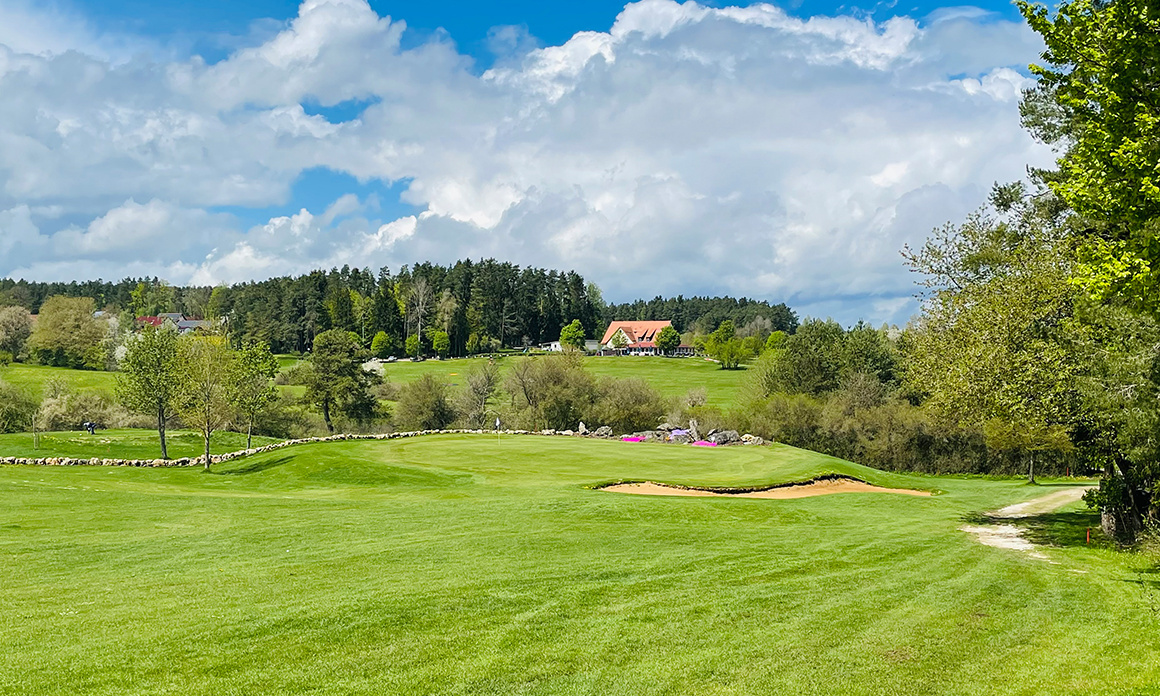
xmin=0 ymin=0 xmax=1051 ymax=323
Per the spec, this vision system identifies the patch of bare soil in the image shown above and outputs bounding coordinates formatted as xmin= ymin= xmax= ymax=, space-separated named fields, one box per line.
xmin=600 ymin=478 xmax=931 ymax=499
xmin=961 ymin=486 xmax=1093 ymax=561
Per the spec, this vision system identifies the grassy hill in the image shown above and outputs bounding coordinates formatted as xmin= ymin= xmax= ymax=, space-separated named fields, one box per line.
xmin=0 ymin=434 xmax=1149 ymax=695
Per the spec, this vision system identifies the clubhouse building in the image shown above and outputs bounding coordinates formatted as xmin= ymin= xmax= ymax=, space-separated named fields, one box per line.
xmin=600 ymin=320 xmax=694 ymax=356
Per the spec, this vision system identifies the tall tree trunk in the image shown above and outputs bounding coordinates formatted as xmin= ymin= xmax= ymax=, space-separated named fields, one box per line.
xmin=322 ymin=400 xmax=334 ymax=433
xmin=158 ymin=407 xmax=168 ymax=460
xmin=1028 ymin=451 xmax=1036 ymax=484
xmin=203 ymin=430 xmax=211 ymax=471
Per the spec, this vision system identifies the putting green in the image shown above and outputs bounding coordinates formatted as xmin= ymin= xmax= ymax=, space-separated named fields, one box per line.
xmin=0 ymin=435 xmax=1153 ymax=695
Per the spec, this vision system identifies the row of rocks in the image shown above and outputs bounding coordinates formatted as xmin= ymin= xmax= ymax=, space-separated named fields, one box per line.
xmin=0 ymin=424 xmax=768 ymax=468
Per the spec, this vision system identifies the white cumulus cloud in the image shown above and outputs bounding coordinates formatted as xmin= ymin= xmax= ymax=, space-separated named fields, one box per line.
xmin=0 ymin=0 xmax=1052 ymax=324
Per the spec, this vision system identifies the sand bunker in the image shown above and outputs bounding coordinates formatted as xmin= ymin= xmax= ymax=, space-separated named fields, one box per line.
xmin=600 ymin=477 xmax=931 ymax=499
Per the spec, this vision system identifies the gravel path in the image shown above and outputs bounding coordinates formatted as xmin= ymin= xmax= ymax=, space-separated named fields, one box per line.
xmin=961 ymin=486 xmax=1093 ymax=560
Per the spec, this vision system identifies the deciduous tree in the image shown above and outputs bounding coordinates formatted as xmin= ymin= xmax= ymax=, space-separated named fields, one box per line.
xmin=559 ymin=319 xmax=586 ymax=351
xmin=655 ymin=326 xmax=680 ymax=355
xmin=229 ymin=341 xmax=280 ymax=449
xmin=0 ymin=306 xmax=32 ymax=359
xmin=117 ymin=327 xmax=182 ymax=458
xmin=177 ymin=335 xmax=235 ymax=470
xmin=28 ymin=296 xmax=105 ymax=369
xmin=1018 ymin=0 xmax=1160 ymax=311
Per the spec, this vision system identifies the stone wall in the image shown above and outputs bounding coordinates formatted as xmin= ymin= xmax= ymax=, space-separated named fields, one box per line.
xmin=0 ymin=427 xmax=767 ymax=468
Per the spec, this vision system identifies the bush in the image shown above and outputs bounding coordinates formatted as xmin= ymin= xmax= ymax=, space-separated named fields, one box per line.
xmin=0 ymin=380 xmax=37 ymax=434
xmin=591 ymin=378 xmax=666 ymax=434
xmin=456 ymin=360 xmax=500 ymax=429
xmin=504 ymin=354 xmax=598 ymax=430
xmin=370 ymin=331 xmax=393 ymax=359
xmin=251 ymin=393 xmax=323 ymax=439
xmin=372 ymin=381 xmax=401 ymax=402
xmin=37 ymin=390 xmax=113 ymax=431
xmin=395 ymin=374 xmax=456 ymax=430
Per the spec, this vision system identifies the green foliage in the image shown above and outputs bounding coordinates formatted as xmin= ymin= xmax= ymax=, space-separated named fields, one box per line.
xmin=0 ymin=305 xmax=33 ymax=358
xmin=304 ymin=330 xmax=379 ymax=433
xmin=129 ymin=280 xmax=175 ymax=318
xmin=902 ymin=199 xmax=1081 ymax=482
xmin=27 ymin=296 xmax=106 ymax=369
xmin=590 ymin=377 xmax=666 ymax=433
xmin=765 ymin=330 xmax=787 ymax=351
xmin=395 ymin=374 xmax=457 ymax=431
xmin=749 ymin=319 xmax=847 ymax=394
xmin=405 ymin=333 xmax=421 ymax=358
xmin=175 ymin=335 xmax=236 ymax=470
xmin=1018 ymin=0 xmax=1160 ymax=310
xmin=0 ymin=379 xmax=37 ymax=434
xmin=116 ymin=327 xmax=183 ymax=458
xmin=842 ymin=323 xmax=897 ymax=384
xmin=713 ymin=320 xmax=736 ymax=343
xmin=655 ymin=325 xmax=681 ymax=354
xmin=36 ymin=380 xmax=118 ymax=431
xmin=1071 ymin=304 xmax=1160 ymax=539
xmin=504 ymin=353 xmax=598 ymax=430
xmin=370 ymin=331 xmax=393 ymax=359
xmin=559 ymin=319 xmax=586 ymax=351
xmin=431 ymin=330 xmax=451 ymax=358
xmin=229 ymin=341 xmax=280 ymax=448
xmin=703 ymin=320 xmax=753 ymax=369
xmin=329 ymin=287 xmax=358 ymax=333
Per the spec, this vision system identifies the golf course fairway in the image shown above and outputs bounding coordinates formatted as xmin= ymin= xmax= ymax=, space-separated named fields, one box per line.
xmin=2 ymin=434 xmax=1156 ymax=695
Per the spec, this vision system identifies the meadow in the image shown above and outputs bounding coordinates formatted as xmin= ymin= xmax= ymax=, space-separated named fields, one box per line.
xmin=2 ymin=434 xmax=1154 ymax=695
xmin=367 ymin=355 xmax=747 ymax=408
xmin=2 ymin=354 xmax=748 ymax=410
xmin=0 ymin=363 xmax=117 ymax=397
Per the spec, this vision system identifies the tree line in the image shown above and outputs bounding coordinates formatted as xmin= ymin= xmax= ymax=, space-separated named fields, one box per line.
xmin=0 ymin=260 xmax=798 ymax=361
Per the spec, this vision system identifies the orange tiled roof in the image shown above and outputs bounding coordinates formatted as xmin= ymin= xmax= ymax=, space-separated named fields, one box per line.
xmin=601 ymin=320 xmax=673 ymax=345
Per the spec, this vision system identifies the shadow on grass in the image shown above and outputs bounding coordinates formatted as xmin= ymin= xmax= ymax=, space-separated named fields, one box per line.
xmin=1020 ymin=509 xmax=1117 ymax=550
xmin=211 ymin=456 xmax=293 ymax=476
xmin=960 ymin=507 xmax=1120 ymax=552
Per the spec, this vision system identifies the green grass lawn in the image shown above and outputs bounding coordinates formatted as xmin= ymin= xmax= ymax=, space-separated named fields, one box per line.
xmin=0 ymin=429 xmax=283 ymax=460
xmin=0 ymin=363 xmax=117 ymax=397
xmin=375 ymin=355 xmax=746 ymax=408
xmin=1 ymin=434 xmax=1153 ymax=695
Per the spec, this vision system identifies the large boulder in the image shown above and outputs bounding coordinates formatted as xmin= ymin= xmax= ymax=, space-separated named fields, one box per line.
xmin=594 ymin=426 xmax=613 ymax=438
xmin=708 ymin=430 xmax=741 ymax=445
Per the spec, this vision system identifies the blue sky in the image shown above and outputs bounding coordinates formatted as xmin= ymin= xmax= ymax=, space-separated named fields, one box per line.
xmin=65 ymin=0 xmax=1026 ymax=65
xmin=0 ymin=0 xmax=1049 ymax=324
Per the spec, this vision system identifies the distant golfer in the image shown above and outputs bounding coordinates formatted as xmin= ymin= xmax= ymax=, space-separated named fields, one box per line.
xmin=494 ymin=417 xmax=501 ymax=431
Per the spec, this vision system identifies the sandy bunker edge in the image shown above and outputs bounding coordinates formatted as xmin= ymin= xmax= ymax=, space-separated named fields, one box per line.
xmin=597 ymin=474 xmax=932 ymax=499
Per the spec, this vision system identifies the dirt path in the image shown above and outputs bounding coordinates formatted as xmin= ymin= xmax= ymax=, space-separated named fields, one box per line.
xmin=961 ymin=486 xmax=1093 ymax=560
xmin=601 ymin=479 xmax=931 ymax=499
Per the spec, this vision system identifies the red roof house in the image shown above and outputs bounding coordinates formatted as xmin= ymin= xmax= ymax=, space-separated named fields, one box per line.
xmin=600 ymin=321 xmax=693 ymax=355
